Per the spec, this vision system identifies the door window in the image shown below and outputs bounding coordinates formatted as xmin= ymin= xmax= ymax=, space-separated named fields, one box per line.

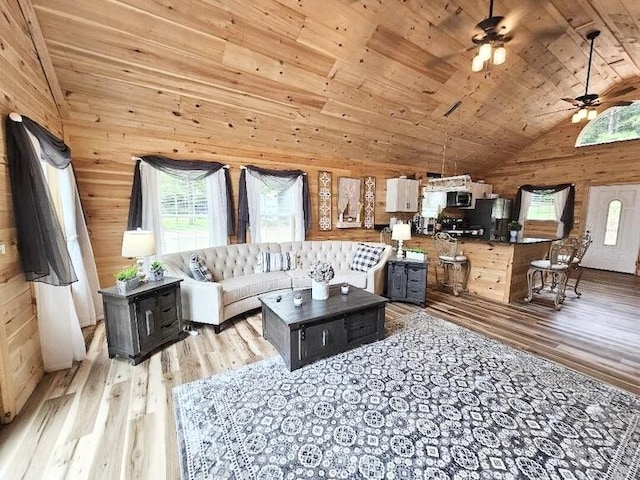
xmin=604 ymin=200 xmax=622 ymax=246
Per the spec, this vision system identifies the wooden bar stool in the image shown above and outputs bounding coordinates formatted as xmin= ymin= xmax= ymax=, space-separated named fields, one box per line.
xmin=434 ymin=232 xmax=469 ymax=296
xmin=524 ymin=237 xmax=579 ymax=310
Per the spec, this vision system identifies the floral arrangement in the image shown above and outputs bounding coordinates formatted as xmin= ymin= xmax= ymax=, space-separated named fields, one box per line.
xmin=306 ymin=260 xmax=335 ymax=283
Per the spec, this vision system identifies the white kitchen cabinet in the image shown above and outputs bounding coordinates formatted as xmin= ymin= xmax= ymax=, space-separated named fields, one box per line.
xmin=386 ymin=178 xmax=420 ymax=212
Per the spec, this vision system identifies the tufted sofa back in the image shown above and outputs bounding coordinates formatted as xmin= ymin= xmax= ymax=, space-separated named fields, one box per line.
xmin=161 ymin=241 xmax=389 ymax=282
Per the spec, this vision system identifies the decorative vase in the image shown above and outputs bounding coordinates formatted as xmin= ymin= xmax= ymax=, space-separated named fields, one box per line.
xmin=150 ymin=270 xmax=164 ymax=282
xmin=510 ymin=230 xmax=518 ymax=242
xmin=311 ymin=280 xmax=330 ymax=300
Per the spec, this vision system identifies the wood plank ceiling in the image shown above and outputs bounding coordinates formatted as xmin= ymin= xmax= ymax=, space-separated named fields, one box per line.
xmin=29 ymin=0 xmax=640 ymax=177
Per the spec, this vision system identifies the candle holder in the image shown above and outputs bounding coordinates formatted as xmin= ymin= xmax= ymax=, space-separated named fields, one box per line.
xmin=341 ymin=283 xmax=350 ymax=295
xmin=293 ymin=293 xmax=303 ymax=306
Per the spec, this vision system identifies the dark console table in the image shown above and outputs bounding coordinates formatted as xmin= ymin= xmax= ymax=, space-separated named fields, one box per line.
xmin=99 ymin=277 xmax=183 ymax=364
xmin=261 ymin=286 xmax=387 ymax=371
xmin=387 ymin=258 xmax=429 ymax=306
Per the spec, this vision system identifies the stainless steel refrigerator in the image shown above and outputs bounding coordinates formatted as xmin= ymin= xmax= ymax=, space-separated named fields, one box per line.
xmin=467 ymin=198 xmax=513 ymax=241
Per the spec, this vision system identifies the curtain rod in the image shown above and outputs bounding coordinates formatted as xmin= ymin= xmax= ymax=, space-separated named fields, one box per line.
xmin=130 ymin=156 xmax=229 ymax=168
xmin=240 ymin=165 xmax=307 ymax=175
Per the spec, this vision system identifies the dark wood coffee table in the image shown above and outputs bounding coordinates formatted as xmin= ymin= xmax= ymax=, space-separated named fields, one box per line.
xmin=261 ymin=286 xmax=387 ymax=370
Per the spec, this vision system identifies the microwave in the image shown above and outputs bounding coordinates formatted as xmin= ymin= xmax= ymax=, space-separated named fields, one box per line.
xmin=446 ymin=191 xmax=472 ymax=208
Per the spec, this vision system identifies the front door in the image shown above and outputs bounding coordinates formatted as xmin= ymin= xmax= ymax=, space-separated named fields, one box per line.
xmin=582 ymin=184 xmax=640 ymax=274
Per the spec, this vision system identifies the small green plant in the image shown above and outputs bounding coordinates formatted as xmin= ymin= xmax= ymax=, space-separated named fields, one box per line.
xmin=406 ymin=247 xmax=426 ymax=253
xmin=115 ymin=265 xmax=138 ymax=282
xmin=150 ymin=260 xmax=164 ymax=272
xmin=508 ymin=220 xmax=523 ymax=231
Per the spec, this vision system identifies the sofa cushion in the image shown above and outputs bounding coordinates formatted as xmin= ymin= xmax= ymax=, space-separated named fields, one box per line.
xmin=220 ymin=272 xmax=292 ymax=306
xmin=189 ymin=253 xmax=212 ymax=281
xmin=255 ymin=251 xmax=298 ymax=273
xmin=350 ymin=243 xmax=385 ymax=272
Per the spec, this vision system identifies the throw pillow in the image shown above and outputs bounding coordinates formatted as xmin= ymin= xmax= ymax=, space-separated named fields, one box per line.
xmin=255 ymin=251 xmax=298 ymax=273
xmin=189 ymin=253 xmax=213 ymax=282
xmin=350 ymin=243 xmax=384 ymax=272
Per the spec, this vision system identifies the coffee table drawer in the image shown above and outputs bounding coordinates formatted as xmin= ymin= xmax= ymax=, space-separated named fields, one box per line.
xmin=299 ymin=318 xmax=347 ymax=363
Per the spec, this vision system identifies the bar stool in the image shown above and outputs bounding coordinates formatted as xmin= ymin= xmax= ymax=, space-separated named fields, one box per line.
xmin=434 ymin=232 xmax=469 ymax=296
xmin=524 ymin=237 xmax=579 ymax=310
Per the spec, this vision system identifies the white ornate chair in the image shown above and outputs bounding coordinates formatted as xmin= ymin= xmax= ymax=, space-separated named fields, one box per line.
xmin=434 ymin=232 xmax=469 ymax=296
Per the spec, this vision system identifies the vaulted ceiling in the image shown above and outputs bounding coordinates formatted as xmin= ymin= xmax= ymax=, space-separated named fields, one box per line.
xmin=29 ymin=0 xmax=640 ymax=177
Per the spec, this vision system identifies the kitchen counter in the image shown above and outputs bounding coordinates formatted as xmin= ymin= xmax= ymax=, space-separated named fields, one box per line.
xmin=411 ymin=235 xmax=555 ymax=304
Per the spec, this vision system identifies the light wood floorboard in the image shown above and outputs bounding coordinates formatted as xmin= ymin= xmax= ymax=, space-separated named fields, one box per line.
xmin=0 ymin=268 xmax=638 ymax=479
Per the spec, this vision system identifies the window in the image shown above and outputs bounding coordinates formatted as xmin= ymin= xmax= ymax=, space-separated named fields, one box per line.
xmin=576 ymin=101 xmax=640 ymax=147
xmin=604 ymin=200 xmax=622 ymax=246
xmin=526 ymin=191 xmax=557 ymax=221
xmin=259 ymin=184 xmax=295 ymax=242
xmin=158 ymin=171 xmax=209 ymax=253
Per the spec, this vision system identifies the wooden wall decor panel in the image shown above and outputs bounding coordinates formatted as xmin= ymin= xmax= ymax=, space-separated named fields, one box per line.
xmin=363 ymin=176 xmax=376 ymax=230
xmin=0 ymin=0 xmax=64 ymax=423
xmin=318 ymin=171 xmax=332 ymax=231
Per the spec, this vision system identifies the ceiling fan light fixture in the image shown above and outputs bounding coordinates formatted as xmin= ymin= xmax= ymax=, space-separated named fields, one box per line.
xmin=577 ymin=108 xmax=588 ymax=121
xmin=478 ymin=42 xmax=492 ymax=62
xmin=471 ymin=55 xmax=484 ymax=72
xmin=493 ymin=45 xmax=506 ymax=65
xmin=587 ymin=108 xmax=597 ymax=120
xmin=571 ymin=112 xmax=581 ymax=123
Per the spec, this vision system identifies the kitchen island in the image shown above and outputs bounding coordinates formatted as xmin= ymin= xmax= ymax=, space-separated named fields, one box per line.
xmin=411 ymin=236 xmax=555 ymax=304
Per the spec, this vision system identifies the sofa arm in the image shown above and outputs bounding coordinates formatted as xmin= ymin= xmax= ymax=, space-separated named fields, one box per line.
xmin=365 ymin=245 xmax=393 ymax=295
xmin=179 ymin=277 xmax=224 ymax=326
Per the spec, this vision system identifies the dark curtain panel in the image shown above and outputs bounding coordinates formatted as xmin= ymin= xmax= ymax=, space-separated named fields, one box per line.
xmin=513 ymin=183 xmax=575 ymax=234
xmin=237 ymin=165 xmax=310 ymax=243
xmin=5 ymin=115 xmax=77 ymax=286
xmin=127 ymin=155 xmax=234 ymax=236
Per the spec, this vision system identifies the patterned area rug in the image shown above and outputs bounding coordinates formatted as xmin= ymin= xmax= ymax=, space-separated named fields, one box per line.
xmin=173 ymin=312 xmax=640 ymax=479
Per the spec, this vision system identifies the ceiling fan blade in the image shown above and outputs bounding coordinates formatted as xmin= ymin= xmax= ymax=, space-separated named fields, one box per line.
xmin=599 ymin=100 xmax=634 ymax=107
xmin=561 ymin=97 xmax=580 ymax=106
xmin=534 ymin=107 xmax=578 ymax=117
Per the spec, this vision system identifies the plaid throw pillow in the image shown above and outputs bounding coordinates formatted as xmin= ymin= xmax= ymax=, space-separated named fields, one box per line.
xmin=350 ymin=243 xmax=384 ymax=272
xmin=189 ymin=253 xmax=213 ymax=282
xmin=255 ymin=251 xmax=298 ymax=273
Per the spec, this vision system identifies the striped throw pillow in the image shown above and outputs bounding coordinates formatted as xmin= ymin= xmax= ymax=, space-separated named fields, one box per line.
xmin=255 ymin=251 xmax=298 ymax=273
xmin=189 ymin=253 xmax=213 ymax=282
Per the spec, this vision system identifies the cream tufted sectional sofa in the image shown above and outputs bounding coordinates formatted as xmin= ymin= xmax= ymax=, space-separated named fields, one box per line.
xmin=160 ymin=241 xmax=392 ymax=332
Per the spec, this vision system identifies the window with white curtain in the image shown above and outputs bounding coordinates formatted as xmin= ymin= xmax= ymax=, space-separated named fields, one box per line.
xmin=259 ymin=183 xmax=296 ymax=242
xmin=139 ymin=162 xmax=229 ymax=255
xmin=158 ymin=171 xmax=209 ymax=253
xmin=526 ymin=192 xmax=557 ymax=221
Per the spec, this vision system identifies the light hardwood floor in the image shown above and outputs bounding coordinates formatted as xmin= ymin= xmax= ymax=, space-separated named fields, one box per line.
xmin=0 ymin=268 xmax=638 ymax=479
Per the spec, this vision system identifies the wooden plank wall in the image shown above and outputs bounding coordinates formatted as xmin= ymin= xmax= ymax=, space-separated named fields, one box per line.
xmin=486 ymin=77 xmax=640 ymax=275
xmin=0 ymin=0 xmax=63 ymax=423
xmin=68 ymin=120 xmax=421 ymax=287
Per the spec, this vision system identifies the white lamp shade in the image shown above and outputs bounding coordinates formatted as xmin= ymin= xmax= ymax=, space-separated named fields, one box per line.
xmin=478 ymin=43 xmax=492 ymax=62
xmin=121 ymin=228 xmax=155 ymax=257
xmin=587 ymin=108 xmax=597 ymax=120
xmin=493 ymin=46 xmax=506 ymax=65
xmin=571 ymin=112 xmax=580 ymax=123
xmin=391 ymin=223 xmax=412 ymax=241
xmin=471 ymin=55 xmax=484 ymax=72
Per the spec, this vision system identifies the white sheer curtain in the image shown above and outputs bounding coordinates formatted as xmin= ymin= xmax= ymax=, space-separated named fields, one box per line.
xmin=554 ymin=187 xmax=570 ymax=237
xmin=245 ymin=171 xmax=265 ymax=243
xmin=138 ymin=162 xmax=228 ymax=254
xmin=206 ymin=169 xmax=229 ymax=247
xmin=290 ymin=176 xmax=305 ymax=241
xmin=28 ymin=131 xmax=103 ymax=371
xmin=517 ymin=190 xmax=534 ymax=240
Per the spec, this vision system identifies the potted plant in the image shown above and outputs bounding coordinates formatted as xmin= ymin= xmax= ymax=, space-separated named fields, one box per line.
xmin=149 ymin=260 xmax=165 ymax=281
xmin=115 ymin=264 xmax=140 ymax=294
xmin=507 ymin=221 xmax=522 ymax=242
xmin=405 ymin=247 xmax=427 ymax=262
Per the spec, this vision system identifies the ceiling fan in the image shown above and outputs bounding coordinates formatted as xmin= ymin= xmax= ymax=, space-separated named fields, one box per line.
xmin=470 ymin=0 xmax=512 ymax=71
xmin=545 ymin=30 xmax=632 ymax=122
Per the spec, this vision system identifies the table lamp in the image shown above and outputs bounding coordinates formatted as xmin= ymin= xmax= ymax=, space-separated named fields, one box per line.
xmin=392 ymin=223 xmax=411 ymax=259
xmin=121 ymin=228 xmax=155 ymax=281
